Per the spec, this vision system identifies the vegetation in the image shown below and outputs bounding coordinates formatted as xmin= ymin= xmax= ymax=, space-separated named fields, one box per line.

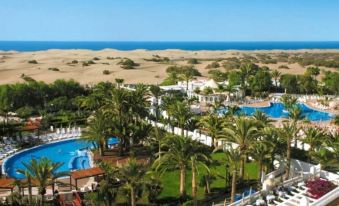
xmin=102 ymin=70 xmax=111 ymax=75
xmin=28 ymin=60 xmax=38 ymax=64
xmin=187 ymin=58 xmax=199 ymax=64
xmin=48 ymin=67 xmax=59 ymax=71
xmin=117 ymin=58 xmax=139 ymax=69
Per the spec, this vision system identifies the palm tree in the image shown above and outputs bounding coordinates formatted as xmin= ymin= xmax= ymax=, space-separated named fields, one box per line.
xmin=279 ymin=122 xmax=299 ymax=180
xmin=280 ymin=94 xmax=297 ymax=110
xmin=214 ymin=146 xmax=241 ymax=203
xmin=252 ymin=110 xmax=274 ymax=127
xmin=105 ymin=88 xmax=129 ymax=155
xmin=170 ymin=101 xmax=192 ymax=137
xmin=190 ymin=143 xmax=211 ymax=206
xmin=115 ymin=78 xmax=124 ymax=88
xmin=249 ymin=141 xmax=271 ymax=180
xmin=222 ymin=117 xmax=258 ymax=179
xmin=271 ymin=70 xmax=281 ymax=92
xmin=16 ymin=170 xmax=33 ymax=205
xmin=119 ymin=159 xmax=146 ymax=206
xmin=82 ymin=111 xmax=110 ymax=156
xmin=288 ymin=106 xmax=304 ymax=124
xmin=302 ymin=127 xmax=325 ymax=160
xmin=198 ymin=113 xmax=224 ymax=148
xmin=149 ymin=85 xmax=162 ymax=121
xmin=180 ymin=68 xmax=195 ymax=91
xmin=260 ymin=126 xmax=284 ymax=171
xmin=17 ymin=157 xmax=66 ymax=206
xmin=154 ymin=134 xmax=195 ymax=200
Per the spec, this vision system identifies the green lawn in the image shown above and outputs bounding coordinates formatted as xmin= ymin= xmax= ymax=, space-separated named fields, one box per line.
xmin=158 ymin=152 xmax=259 ymax=202
xmin=113 ymin=152 xmax=259 ymax=205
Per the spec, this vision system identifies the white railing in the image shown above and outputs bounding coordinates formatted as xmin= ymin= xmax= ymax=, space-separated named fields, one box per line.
xmin=310 ymin=186 xmax=339 ymax=206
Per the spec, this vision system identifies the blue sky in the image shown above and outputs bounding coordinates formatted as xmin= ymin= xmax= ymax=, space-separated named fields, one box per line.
xmin=1 ymin=0 xmax=339 ymax=41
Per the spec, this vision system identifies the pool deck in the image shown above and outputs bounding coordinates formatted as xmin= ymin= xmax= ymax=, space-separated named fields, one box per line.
xmin=242 ymin=100 xmax=271 ymax=107
xmin=304 ymin=100 xmax=339 ymax=115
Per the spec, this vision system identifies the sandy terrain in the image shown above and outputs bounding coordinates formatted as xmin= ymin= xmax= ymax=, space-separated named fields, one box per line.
xmin=0 ymin=49 xmax=338 ymax=85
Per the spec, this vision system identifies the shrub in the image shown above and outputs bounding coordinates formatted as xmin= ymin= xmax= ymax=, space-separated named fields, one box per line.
xmin=28 ymin=60 xmax=38 ymax=64
xmin=93 ymin=57 xmax=100 ymax=60
xmin=117 ymin=58 xmax=139 ymax=69
xmin=306 ymin=178 xmax=336 ymax=199
xmin=102 ymin=70 xmax=110 ymax=75
xmin=206 ymin=61 xmax=220 ymax=69
xmin=20 ymin=74 xmax=36 ymax=82
xmin=278 ymin=65 xmax=290 ymax=69
xmin=82 ymin=60 xmax=96 ymax=67
xmin=71 ymin=60 xmax=78 ymax=64
xmin=187 ymin=58 xmax=199 ymax=64
xmin=48 ymin=67 xmax=60 ymax=71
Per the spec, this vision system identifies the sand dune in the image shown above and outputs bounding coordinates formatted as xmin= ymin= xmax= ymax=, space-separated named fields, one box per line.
xmin=0 ymin=49 xmax=338 ymax=85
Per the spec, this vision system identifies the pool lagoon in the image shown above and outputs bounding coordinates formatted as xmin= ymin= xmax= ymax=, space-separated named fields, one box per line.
xmin=3 ymin=137 xmax=119 ymax=179
xmin=220 ymin=103 xmax=333 ymax=121
xmin=3 ymin=139 xmax=93 ymax=179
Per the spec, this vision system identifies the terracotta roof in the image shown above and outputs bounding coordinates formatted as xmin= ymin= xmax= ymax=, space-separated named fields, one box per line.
xmin=71 ymin=167 xmax=104 ymax=180
xmin=0 ymin=178 xmax=16 ymax=189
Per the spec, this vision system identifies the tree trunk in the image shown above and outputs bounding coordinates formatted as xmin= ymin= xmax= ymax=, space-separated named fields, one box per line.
xmin=179 ymin=167 xmax=186 ymax=200
xmin=41 ymin=194 xmax=45 ymax=206
xmin=258 ymin=160 xmax=263 ymax=181
xmin=181 ymin=127 xmax=184 ymax=137
xmin=192 ymin=162 xmax=197 ymax=206
xmin=28 ymin=179 xmax=32 ymax=205
xmin=239 ymin=157 xmax=245 ymax=180
xmin=285 ymin=139 xmax=291 ymax=180
xmin=99 ymin=142 xmax=104 ymax=156
xmin=230 ymin=170 xmax=237 ymax=203
xmin=131 ymin=187 xmax=136 ymax=206
xmin=205 ymin=176 xmax=211 ymax=194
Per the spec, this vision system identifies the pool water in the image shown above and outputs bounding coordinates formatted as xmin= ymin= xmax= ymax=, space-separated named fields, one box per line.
xmin=4 ymin=137 xmax=119 ymax=179
xmin=220 ymin=103 xmax=333 ymax=121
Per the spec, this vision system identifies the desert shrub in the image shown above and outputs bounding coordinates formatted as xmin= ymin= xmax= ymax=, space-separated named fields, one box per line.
xmin=28 ymin=60 xmax=38 ymax=64
xmin=117 ymin=58 xmax=139 ymax=69
xmin=82 ymin=60 xmax=96 ymax=67
xmin=102 ymin=70 xmax=110 ymax=75
xmin=20 ymin=74 xmax=36 ymax=82
xmin=71 ymin=60 xmax=78 ymax=64
xmin=48 ymin=67 xmax=60 ymax=71
xmin=93 ymin=57 xmax=100 ymax=60
xmin=187 ymin=58 xmax=199 ymax=64
xmin=205 ymin=61 xmax=220 ymax=69
xmin=278 ymin=65 xmax=290 ymax=69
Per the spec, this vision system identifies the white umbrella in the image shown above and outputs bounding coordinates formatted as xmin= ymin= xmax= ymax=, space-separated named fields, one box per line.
xmin=50 ymin=126 xmax=54 ymax=132
xmin=56 ymin=128 xmax=60 ymax=134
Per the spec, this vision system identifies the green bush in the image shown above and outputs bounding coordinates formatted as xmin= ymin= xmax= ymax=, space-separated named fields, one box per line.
xmin=71 ymin=60 xmax=78 ymax=64
xmin=102 ymin=70 xmax=110 ymax=75
xmin=278 ymin=65 xmax=290 ymax=69
xmin=117 ymin=58 xmax=139 ymax=69
xmin=205 ymin=61 xmax=220 ymax=69
xmin=187 ymin=58 xmax=199 ymax=64
xmin=93 ymin=57 xmax=100 ymax=60
xmin=48 ymin=67 xmax=60 ymax=71
xmin=28 ymin=60 xmax=38 ymax=64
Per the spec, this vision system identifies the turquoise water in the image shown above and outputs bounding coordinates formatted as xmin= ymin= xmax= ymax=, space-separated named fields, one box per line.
xmin=1 ymin=41 xmax=339 ymax=51
xmin=220 ymin=103 xmax=333 ymax=121
xmin=4 ymin=138 xmax=119 ymax=179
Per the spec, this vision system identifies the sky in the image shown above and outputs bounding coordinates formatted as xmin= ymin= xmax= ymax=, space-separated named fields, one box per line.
xmin=1 ymin=0 xmax=339 ymax=41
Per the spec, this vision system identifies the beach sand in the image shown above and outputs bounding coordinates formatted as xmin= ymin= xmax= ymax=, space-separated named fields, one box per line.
xmin=0 ymin=49 xmax=338 ymax=85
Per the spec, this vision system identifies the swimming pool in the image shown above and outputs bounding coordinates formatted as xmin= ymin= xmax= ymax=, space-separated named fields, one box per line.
xmin=219 ymin=103 xmax=333 ymax=121
xmin=3 ymin=137 xmax=119 ymax=179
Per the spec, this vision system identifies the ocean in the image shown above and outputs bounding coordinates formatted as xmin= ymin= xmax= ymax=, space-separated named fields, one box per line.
xmin=1 ymin=41 xmax=339 ymax=51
